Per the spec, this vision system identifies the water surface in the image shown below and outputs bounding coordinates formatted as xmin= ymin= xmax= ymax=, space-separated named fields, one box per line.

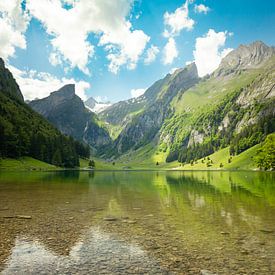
xmin=0 ymin=171 xmax=274 ymax=274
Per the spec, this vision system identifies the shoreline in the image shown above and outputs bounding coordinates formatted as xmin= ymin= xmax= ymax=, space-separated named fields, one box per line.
xmin=1 ymin=167 xmax=271 ymax=173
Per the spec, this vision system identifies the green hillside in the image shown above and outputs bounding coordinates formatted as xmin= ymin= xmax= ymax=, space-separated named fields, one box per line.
xmin=0 ymin=59 xmax=90 ymax=168
xmin=0 ymin=157 xmax=59 ymax=171
xmin=95 ymin=42 xmax=275 ymax=172
xmin=179 ymin=145 xmax=259 ymax=170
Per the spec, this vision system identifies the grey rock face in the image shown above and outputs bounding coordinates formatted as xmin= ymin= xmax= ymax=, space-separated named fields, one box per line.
xmin=85 ymin=96 xmax=98 ymax=109
xmin=29 ymin=85 xmax=111 ymax=151
xmin=214 ymin=41 xmax=275 ymax=77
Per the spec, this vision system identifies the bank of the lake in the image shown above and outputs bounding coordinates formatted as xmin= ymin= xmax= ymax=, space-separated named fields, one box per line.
xmin=0 ymin=144 xmax=263 ymax=172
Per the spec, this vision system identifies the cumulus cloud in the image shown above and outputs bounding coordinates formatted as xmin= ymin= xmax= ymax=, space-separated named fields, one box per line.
xmin=144 ymin=45 xmax=159 ymax=65
xmin=162 ymin=1 xmax=194 ymax=65
xmin=26 ymin=0 xmax=150 ymax=75
xmin=193 ymin=29 xmax=233 ymax=77
xmin=194 ymin=4 xmax=210 ymax=14
xmin=163 ymin=1 xmax=194 ymax=38
xmin=8 ymin=65 xmax=90 ymax=101
xmin=130 ymin=88 xmax=146 ymax=98
xmin=0 ymin=0 xmax=30 ymax=60
xmin=163 ymin=38 xmax=178 ymax=65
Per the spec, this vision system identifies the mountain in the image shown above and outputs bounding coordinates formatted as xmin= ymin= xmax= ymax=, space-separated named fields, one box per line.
xmin=214 ymin=41 xmax=275 ymax=77
xmin=85 ymin=97 xmax=112 ymax=113
xmin=0 ymin=59 xmax=89 ymax=167
xmin=98 ymin=41 xmax=274 ymax=166
xmin=98 ymin=73 xmax=172 ymax=139
xmin=101 ymin=62 xmax=199 ymax=156
xmin=29 ymin=85 xmax=111 ymax=152
xmin=1 ymin=41 xmax=273 ymax=169
xmin=161 ymin=41 xmax=275 ymax=163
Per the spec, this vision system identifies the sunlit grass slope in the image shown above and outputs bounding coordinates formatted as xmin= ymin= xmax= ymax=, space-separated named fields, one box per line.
xmin=174 ymin=145 xmax=260 ymax=170
xmin=0 ymin=157 xmax=58 ymax=171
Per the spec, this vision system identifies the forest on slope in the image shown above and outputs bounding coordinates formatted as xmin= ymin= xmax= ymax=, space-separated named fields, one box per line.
xmin=0 ymin=59 xmax=89 ymax=168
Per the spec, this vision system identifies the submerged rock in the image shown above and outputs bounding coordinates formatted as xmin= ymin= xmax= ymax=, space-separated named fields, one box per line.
xmin=17 ymin=215 xmax=32 ymax=219
xmin=259 ymin=229 xmax=274 ymax=234
xmin=103 ymin=217 xmax=118 ymax=222
xmin=201 ymin=269 xmax=217 ymax=275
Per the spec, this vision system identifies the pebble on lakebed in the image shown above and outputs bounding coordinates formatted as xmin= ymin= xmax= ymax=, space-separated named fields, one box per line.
xmin=3 ymin=215 xmax=32 ymax=219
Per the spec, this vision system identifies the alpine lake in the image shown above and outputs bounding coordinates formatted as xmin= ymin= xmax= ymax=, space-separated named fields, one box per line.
xmin=0 ymin=171 xmax=274 ymax=274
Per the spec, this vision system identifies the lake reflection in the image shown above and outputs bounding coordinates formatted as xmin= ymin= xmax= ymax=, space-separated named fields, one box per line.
xmin=0 ymin=171 xmax=274 ymax=274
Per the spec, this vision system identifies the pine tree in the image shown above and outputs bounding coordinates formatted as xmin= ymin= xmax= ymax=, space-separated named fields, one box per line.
xmin=89 ymin=159 xmax=95 ymax=168
xmin=52 ymin=149 xmax=62 ymax=166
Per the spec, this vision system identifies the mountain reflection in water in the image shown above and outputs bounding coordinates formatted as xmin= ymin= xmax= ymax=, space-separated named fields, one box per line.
xmin=0 ymin=171 xmax=274 ymax=274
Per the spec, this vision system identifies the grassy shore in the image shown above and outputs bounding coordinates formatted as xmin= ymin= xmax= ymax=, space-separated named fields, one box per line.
xmin=0 ymin=157 xmax=59 ymax=171
xmin=81 ymin=145 xmax=259 ymax=171
xmin=0 ymin=143 xmax=260 ymax=172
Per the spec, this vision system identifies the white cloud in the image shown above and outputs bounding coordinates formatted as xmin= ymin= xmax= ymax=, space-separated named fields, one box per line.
xmin=193 ymin=29 xmax=233 ymax=77
xmin=130 ymin=88 xmax=146 ymax=98
xmin=8 ymin=65 xmax=90 ymax=101
xmin=194 ymin=4 xmax=210 ymax=14
xmin=163 ymin=1 xmax=194 ymax=38
xmin=163 ymin=38 xmax=178 ymax=65
xmin=185 ymin=60 xmax=193 ymax=66
xmin=144 ymin=45 xmax=159 ymax=65
xmin=162 ymin=1 xmax=194 ymax=65
xmin=26 ymin=0 xmax=150 ymax=75
xmin=0 ymin=0 xmax=30 ymax=60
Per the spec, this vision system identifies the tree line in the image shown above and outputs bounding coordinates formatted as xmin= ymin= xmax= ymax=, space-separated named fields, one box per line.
xmin=0 ymin=92 xmax=90 ymax=168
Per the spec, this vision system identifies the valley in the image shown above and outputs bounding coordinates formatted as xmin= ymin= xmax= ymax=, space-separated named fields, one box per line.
xmin=1 ymin=41 xmax=274 ymax=171
xmin=0 ymin=1 xmax=275 ymax=274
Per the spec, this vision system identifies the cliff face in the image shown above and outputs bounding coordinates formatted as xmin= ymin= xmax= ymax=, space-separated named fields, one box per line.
xmin=0 ymin=58 xmax=24 ymax=102
xmin=214 ymin=41 xmax=275 ymax=77
xmin=29 ymin=84 xmax=111 ymax=151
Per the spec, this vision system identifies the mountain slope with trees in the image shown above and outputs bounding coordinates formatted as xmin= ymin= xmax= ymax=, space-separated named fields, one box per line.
xmin=163 ymin=42 xmax=275 ymax=164
xmin=101 ymin=63 xmax=199 ymax=157
xmin=0 ymin=59 xmax=89 ymax=168
xmin=99 ymin=41 xmax=275 ymax=169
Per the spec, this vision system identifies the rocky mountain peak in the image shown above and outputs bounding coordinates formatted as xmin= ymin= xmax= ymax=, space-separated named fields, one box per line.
xmin=185 ymin=62 xmax=198 ymax=76
xmin=170 ymin=62 xmax=198 ymax=79
xmin=29 ymin=84 xmax=80 ymax=118
xmin=51 ymin=84 xmax=75 ymax=99
xmin=214 ymin=41 xmax=275 ymax=76
xmin=29 ymin=84 xmax=112 ymax=149
xmin=168 ymin=62 xmax=199 ymax=90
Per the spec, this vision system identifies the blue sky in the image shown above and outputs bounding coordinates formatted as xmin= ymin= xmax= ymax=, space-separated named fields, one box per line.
xmin=1 ymin=0 xmax=275 ymax=102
